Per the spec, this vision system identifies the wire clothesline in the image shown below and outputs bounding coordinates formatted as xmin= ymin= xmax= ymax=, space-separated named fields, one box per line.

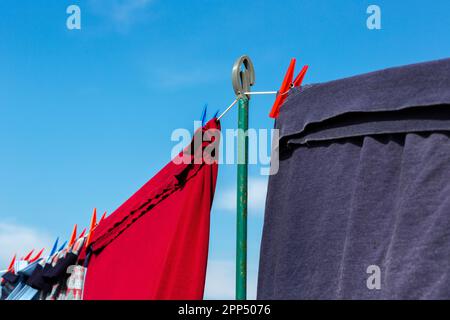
xmin=244 ymin=91 xmax=278 ymax=95
xmin=216 ymin=99 xmax=238 ymax=121
xmin=216 ymin=90 xmax=288 ymax=121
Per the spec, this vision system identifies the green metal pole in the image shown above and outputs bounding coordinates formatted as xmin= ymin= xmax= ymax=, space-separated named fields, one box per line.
xmin=236 ymin=96 xmax=248 ymax=300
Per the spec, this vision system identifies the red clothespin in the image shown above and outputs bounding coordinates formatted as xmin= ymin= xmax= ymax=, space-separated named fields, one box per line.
xmin=29 ymin=248 xmax=44 ymax=263
xmin=7 ymin=254 xmax=16 ymax=272
xmin=23 ymin=249 xmax=34 ymax=261
xmin=68 ymin=224 xmax=78 ymax=247
xmin=100 ymin=211 xmax=107 ymax=223
xmin=293 ymin=65 xmax=309 ymax=88
xmin=269 ymin=58 xmax=309 ymax=118
xmin=85 ymin=208 xmax=97 ymax=248
xmin=78 ymin=228 xmax=87 ymax=239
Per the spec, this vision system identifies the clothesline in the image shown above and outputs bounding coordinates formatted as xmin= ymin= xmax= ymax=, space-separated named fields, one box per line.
xmin=244 ymin=91 xmax=278 ymax=95
xmin=217 ymin=90 xmax=285 ymax=121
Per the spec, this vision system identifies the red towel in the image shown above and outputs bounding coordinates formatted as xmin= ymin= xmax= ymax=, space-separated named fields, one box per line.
xmin=83 ymin=119 xmax=220 ymax=300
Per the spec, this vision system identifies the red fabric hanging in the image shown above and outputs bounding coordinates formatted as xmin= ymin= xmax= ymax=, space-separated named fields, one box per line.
xmin=82 ymin=119 xmax=220 ymax=300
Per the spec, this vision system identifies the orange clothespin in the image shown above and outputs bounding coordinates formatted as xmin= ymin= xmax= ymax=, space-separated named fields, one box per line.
xmin=92 ymin=208 xmax=97 ymax=227
xmin=7 ymin=254 xmax=16 ymax=272
xmin=23 ymin=249 xmax=34 ymax=261
xmin=269 ymin=58 xmax=309 ymax=118
xmin=29 ymin=248 xmax=44 ymax=263
xmin=85 ymin=208 xmax=97 ymax=248
xmin=68 ymin=224 xmax=78 ymax=247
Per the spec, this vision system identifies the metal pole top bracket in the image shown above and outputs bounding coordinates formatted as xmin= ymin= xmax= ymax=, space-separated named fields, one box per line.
xmin=232 ymin=55 xmax=255 ymax=99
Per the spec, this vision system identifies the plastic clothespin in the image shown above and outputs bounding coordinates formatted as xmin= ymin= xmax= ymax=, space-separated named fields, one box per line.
xmin=7 ymin=254 xmax=16 ymax=272
xmin=100 ymin=211 xmax=107 ymax=223
xmin=68 ymin=224 xmax=78 ymax=247
xmin=78 ymin=228 xmax=87 ymax=238
xmin=23 ymin=249 xmax=34 ymax=261
xmin=49 ymin=237 xmax=59 ymax=257
xmin=29 ymin=248 xmax=44 ymax=263
xmin=85 ymin=208 xmax=97 ymax=248
xmin=58 ymin=241 xmax=67 ymax=252
xmin=92 ymin=208 xmax=97 ymax=227
xmin=201 ymin=104 xmax=208 ymax=126
xmin=269 ymin=58 xmax=309 ymax=119
xmin=293 ymin=65 xmax=309 ymax=88
xmin=203 ymin=106 xmax=220 ymax=122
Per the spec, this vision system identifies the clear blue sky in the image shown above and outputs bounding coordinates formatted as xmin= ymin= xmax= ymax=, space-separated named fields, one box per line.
xmin=0 ymin=0 xmax=449 ymax=299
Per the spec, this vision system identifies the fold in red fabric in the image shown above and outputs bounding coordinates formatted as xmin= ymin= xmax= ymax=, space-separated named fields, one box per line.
xmin=83 ymin=119 xmax=220 ymax=300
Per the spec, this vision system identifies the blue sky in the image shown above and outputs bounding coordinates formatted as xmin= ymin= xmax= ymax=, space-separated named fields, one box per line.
xmin=0 ymin=0 xmax=449 ymax=299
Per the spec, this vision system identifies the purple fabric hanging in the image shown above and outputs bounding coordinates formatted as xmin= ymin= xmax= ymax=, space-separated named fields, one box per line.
xmin=258 ymin=58 xmax=450 ymax=299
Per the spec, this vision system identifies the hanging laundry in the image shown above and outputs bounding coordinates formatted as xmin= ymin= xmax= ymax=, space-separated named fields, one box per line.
xmin=44 ymin=234 xmax=87 ymax=300
xmin=25 ymin=238 xmax=65 ymax=299
xmin=26 ymin=261 xmax=54 ymax=297
xmin=63 ymin=265 xmax=86 ymax=300
xmin=4 ymin=256 xmax=43 ymax=300
xmin=47 ymin=236 xmax=87 ymax=300
xmin=82 ymin=119 xmax=221 ymax=300
xmin=2 ymin=231 xmax=88 ymax=301
xmin=1 ymin=270 xmax=19 ymax=300
xmin=258 ymin=58 xmax=450 ymax=299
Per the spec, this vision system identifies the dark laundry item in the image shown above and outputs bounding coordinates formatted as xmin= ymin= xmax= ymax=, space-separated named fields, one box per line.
xmin=26 ymin=264 xmax=53 ymax=294
xmin=83 ymin=119 xmax=220 ymax=300
xmin=1 ymin=271 xmax=19 ymax=300
xmin=258 ymin=58 xmax=450 ymax=299
xmin=1 ymin=262 xmax=41 ymax=300
xmin=17 ymin=261 xmax=40 ymax=278
xmin=43 ymin=253 xmax=78 ymax=284
xmin=1 ymin=282 xmax=16 ymax=300
xmin=1 ymin=271 xmax=19 ymax=284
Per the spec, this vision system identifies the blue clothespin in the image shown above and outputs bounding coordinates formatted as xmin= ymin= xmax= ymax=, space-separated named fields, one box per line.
xmin=46 ymin=237 xmax=59 ymax=263
xmin=201 ymin=104 xmax=208 ymax=126
xmin=49 ymin=237 xmax=59 ymax=257
xmin=58 ymin=240 xmax=67 ymax=252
